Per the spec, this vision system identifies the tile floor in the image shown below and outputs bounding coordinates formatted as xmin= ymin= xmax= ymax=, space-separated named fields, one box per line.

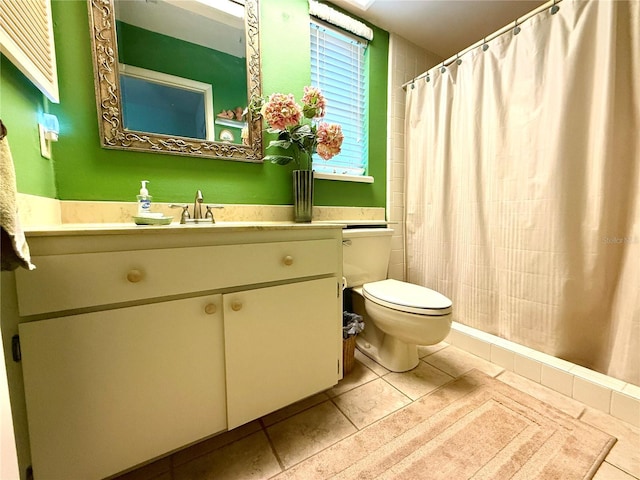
xmin=112 ymin=343 xmax=640 ymax=480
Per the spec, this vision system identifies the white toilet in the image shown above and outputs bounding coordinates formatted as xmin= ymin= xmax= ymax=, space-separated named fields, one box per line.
xmin=343 ymin=227 xmax=452 ymax=372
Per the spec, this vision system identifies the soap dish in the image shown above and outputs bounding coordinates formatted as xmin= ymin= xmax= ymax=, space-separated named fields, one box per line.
xmin=133 ymin=216 xmax=173 ymax=226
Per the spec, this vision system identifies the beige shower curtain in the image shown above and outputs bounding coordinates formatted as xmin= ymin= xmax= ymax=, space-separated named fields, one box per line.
xmin=405 ymin=0 xmax=639 ymax=385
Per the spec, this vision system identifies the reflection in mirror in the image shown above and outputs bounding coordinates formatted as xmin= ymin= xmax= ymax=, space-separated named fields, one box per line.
xmin=119 ymin=64 xmax=214 ymax=140
xmin=87 ymin=0 xmax=262 ymax=162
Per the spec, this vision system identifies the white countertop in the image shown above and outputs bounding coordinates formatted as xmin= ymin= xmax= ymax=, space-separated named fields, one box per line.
xmin=23 ymin=221 xmax=354 ymax=237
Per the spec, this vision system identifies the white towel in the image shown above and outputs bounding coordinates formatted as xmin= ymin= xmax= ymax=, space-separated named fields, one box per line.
xmin=0 ymin=129 xmax=35 ymax=271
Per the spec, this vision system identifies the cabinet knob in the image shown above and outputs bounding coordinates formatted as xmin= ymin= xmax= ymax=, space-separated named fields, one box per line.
xmin=126 ymin=269 xmax=143 ymax=283
xmin=204 ymin=303 xmax=217 ymax=315
xmin=283 ymin=255 xmax=294 ymax=266
xmin=231 ymin=300 xmax=243 ymax=311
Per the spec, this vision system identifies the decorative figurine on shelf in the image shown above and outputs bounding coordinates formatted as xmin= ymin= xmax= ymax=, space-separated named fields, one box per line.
xmin=217 ymin=110 xmax=232 ymax=119
xmin=217 ymin=108 xmax=246 ymax=122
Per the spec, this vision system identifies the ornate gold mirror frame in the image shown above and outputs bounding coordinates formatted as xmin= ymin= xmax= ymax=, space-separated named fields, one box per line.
xmin=87 ymin=0 xmax=263 ymax=162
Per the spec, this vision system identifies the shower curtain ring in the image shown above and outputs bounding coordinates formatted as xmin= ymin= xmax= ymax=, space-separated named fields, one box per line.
xmin=425 ymin=73 xmax=430 ymax=83
xmin=440 ymin=62 xmax=446 ymax=74
xmin=513 ymin=20 xmax=521 ymax=35
xmin=550 ymin=0 xmax=560 ymax=14
xmin=482 ymin=37 xmax=489 ymax=51
xmin=456 ymin=53 xmax=462 ymax=65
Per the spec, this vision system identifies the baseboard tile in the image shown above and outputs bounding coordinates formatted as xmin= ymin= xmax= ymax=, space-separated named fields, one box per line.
xmin=446 ymin=322 xmax=640 ymax=427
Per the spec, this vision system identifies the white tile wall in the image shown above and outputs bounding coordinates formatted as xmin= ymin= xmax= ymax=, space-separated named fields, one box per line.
xmin=446 ymin=322 xmax=640 ymax=427
xmin=490 ymin=345 xmax=515 ymax=371
xmin=386 ymin=35 xmax=443 ymax=281
xmin=611 ymin=390 xmax=640 ymax=426
xmin=540 ymin=364 xmax=574 ymax=398
xmin=573 ymin=377 xmax=613 ymax=412
xmin=514 ymin=354 xmax=542 ymax=383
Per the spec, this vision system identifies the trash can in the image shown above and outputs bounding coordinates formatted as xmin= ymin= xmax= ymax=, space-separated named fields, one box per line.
xmin=342 ymin=311 xmax=364 ymax=375
xmin=343 ymin=335 xmax=357 ymax=375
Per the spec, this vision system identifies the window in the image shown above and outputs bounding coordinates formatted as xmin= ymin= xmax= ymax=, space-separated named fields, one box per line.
xmin=310 ymin=21 xmax=368 ymax=178
xmin=119 ymin=64 xmax=214 ymax=140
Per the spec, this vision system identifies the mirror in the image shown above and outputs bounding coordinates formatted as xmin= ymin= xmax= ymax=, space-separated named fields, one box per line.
xmin=87 ymin=0 xmax=262 ymax=162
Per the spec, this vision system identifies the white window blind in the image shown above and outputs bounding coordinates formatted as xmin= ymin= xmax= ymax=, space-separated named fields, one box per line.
xmin=310 ymin=21 xmax=367 ymax=176
xmin=0 ymin=0 xmax=59 ymax=103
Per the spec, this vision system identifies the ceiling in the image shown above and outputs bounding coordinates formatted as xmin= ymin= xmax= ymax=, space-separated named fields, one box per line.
xmin=115 ymin=0 xmax=245 ymax=58
xmin=327 ymin=0 xmax=548 ymax=59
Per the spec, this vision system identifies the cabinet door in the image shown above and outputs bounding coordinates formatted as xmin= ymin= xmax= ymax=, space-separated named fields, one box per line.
xmin=224 ymin=277 xmax=341 ymax=428
xmin=19 ymin=295 xmax=226 ymax=480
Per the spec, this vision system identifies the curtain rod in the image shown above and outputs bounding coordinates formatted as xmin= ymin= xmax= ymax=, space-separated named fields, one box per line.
xmin=402 ymin=0 xmax=561 ymax=90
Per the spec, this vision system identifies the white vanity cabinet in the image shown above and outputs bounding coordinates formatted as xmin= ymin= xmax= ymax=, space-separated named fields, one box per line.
xmin=18 ymin=296 xmax=226 ymax=480
xmin=224 ymin=277 xmax=339 ymax=428
xmin=7 ymin=224 xmax=343 ymax=480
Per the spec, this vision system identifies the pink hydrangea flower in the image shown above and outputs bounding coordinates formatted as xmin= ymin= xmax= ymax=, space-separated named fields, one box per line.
xmin=301 ymin=86 xmax=326 ymax=119
xmin=316 ymin=123 xmax=344 ymax=160
xmin=261 ymin=93 xmax=302 ymax=130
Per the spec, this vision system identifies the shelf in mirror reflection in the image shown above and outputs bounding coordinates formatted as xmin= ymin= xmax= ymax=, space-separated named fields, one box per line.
xmin=215 ymin=118 xmax=247 ymax=129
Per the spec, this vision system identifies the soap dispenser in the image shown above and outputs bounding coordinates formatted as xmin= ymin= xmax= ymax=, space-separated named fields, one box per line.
xmin=137 ymin=180 xmax=153 ymax=216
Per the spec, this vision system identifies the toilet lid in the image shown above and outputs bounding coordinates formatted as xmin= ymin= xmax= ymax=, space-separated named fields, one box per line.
xmin=362 ymin=279 xmax=453 ymax=315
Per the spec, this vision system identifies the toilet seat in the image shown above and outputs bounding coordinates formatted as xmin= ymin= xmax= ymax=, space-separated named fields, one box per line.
xmin=362 ymin=279 xmax=452 ymax=316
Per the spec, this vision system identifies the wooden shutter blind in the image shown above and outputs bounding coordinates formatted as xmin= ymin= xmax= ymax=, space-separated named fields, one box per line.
xmin=0 ymin=0 xmax=59 ymax=103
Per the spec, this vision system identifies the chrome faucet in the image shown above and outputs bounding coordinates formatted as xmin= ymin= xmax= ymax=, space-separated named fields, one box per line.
xmin=170 ymin=190 xmax=223 ymax=224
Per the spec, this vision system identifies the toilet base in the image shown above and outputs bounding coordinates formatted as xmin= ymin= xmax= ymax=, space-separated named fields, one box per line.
xmin=350 ymin=287 xmax=421 ymax=372
xmin=355 ymin=334 xmax=419 ymax=372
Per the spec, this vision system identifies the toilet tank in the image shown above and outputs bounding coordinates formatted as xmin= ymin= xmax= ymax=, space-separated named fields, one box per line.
xmin=343 ymin=227 xmax=393 ymax=287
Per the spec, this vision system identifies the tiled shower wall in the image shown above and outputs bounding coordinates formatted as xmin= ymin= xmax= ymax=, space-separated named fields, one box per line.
xmin=386 ymin=35 xmax=442 ymax=281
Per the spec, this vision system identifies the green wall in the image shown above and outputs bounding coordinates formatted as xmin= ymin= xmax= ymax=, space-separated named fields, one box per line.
xmin=0 ymin=56 xmax=57 ymax=198
xmin=3 ymin=0 xmax=388 ymax=208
